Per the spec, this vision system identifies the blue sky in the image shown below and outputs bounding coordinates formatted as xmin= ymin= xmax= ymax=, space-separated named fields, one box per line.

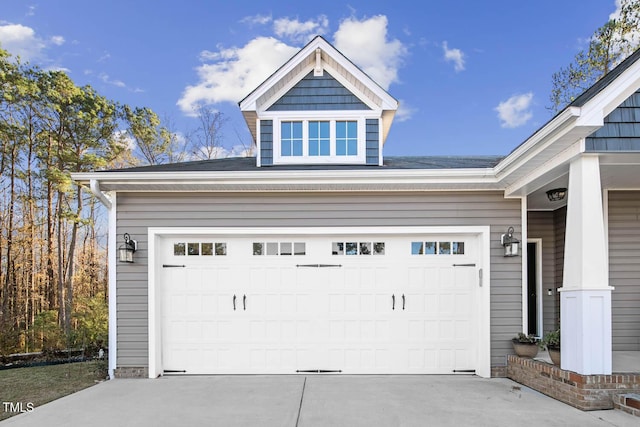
xmin=0 ymin=1 xmax=621 ymax=157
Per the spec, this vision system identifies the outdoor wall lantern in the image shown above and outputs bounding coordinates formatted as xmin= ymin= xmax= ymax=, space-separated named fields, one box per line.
xmin=501 ymin=226 xmax=520 ymax=257
xmin=546 ymin=188 xmax=567 ymax=202
xmin=119 ymin=233 xmax=137 ymax=263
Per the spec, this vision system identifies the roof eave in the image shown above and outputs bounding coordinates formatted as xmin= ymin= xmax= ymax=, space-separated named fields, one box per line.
xmin=72 ymin=168 xmax=500 ymax=193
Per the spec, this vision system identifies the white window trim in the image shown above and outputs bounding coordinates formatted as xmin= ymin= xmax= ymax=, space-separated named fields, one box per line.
xmin=264 ymin=111 xmax=375 ymax=165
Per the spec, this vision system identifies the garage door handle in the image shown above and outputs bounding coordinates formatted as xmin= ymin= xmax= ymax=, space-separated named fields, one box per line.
xmin=243 ymin=295 xmax=246 ymax=311
xmin=233 ymin=295 xmax=236 ymax=311
xmin=392 ymin=294 xmax=395 ymax=310
xmin=402 ymin=294 xmax=405 ymax=310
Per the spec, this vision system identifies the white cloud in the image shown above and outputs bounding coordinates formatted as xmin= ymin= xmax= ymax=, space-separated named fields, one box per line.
xmin=50 ymin=35 xmax=65 ymax=46
xmin=177 ymin=37 xmax=298 ymax=114
xmin=99 ymin=72 xmax=126 ymax=88
xmin=395 ymin=100 xmax=415 ymax=123
xmin=495 ymin=93 xmax=534 ymax=128
xmin=240 ymin=14 xmax=272 ymax=26
xmin=333 ymin=15 xmax=407 ymax=90
xmin=274 ymin=16 xmax=329 ymax=43
xmin=178 ymin=14 xmax=408 ymax=114
xmin=98 ymin=52 xmax=111 ymax=62
xmin=442 ymin=41 xmax=465 ymax=72
xmin=27 ymin=6 xmax=36 ymax=17
xmin=0 ymin=23 xmax=46 ymax=61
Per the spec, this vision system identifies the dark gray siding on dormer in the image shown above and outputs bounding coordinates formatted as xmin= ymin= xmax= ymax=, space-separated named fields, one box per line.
xmin=260 ymin=120 xmax=273 ymax=165
xmin=585 ymin=90 xmax=640 ymax=151
xmin=366 ymin=119 xmax=379 ymax=165
xmin=268 ymin=71 xmax=371 ymax=111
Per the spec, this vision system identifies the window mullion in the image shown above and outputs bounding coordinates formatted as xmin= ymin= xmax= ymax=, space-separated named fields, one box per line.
xmin=303 ymin=120 xmax=309 ymax=157
xmin=330 ymin=119 xmax=336 ymax=157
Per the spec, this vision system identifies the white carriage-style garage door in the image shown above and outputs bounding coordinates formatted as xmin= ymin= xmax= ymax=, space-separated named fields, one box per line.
xmin=158 ymin=231 xmax=482 ymax=375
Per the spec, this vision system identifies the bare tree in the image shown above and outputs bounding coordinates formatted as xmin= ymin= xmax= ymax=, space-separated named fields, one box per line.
xmin=188 ymin=105 xmax=229 ymax=160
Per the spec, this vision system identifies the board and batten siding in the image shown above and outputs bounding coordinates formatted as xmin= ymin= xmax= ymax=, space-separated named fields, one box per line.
xmin=115 ymin=191 xmax=522 ymax=370
xmin=608 ymin=191 xmax=640 ymax=351
xmin=527 ymin=211 xmax=558 ymax=335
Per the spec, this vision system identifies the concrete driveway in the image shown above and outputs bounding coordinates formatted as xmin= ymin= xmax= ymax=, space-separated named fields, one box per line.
xmin=1 ymin=375 xmax=637 ymax=427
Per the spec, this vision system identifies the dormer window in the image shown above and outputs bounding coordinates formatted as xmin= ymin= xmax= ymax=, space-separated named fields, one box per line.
xmin=308 ymin=121 xmax=330 ymax=156
xmin=281 ymin=121 xmax=303 ymax=156
xmin=272 ymin=116 xmax=366 ymax=164
xmin=336 ymin=121 xmax=357 ymax=156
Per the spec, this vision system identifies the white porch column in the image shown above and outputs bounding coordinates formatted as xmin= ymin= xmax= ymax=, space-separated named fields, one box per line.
xmin=559 ymin=155 xmax=612 ymax=375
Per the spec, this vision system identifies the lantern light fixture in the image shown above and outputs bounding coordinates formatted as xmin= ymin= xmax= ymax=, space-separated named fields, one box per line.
xmin=118 ymin=233 xmax=137 ymax=263
xmin=546 ymin=188 xmax=567 ymax=202
xmin=501 ymin=226 xmax=520 ymax=257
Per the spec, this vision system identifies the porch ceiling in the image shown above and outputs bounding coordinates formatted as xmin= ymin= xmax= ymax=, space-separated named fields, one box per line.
xmin=526 ymin=152 xmax=640 ymax=211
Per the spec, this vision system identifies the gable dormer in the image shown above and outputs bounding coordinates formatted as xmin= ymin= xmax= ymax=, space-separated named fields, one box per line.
xmin=239 ymin=36 xmax=398 ymax=166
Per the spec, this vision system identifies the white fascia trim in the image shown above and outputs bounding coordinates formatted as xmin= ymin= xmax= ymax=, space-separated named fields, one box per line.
xmin=495 ymin=107 xmax=581 ymax=179
xmin=503 ymin=139 xmax=583 ymax=197
xmin=577 ymin=59 xmax=640 ymax=126
xmin=108 ymin=192 xmax=117 ymax=379
xmin=72 ymin=168 xmax=499 ymax=186
xmin=146 ymin=224 xmax=492 ymax=378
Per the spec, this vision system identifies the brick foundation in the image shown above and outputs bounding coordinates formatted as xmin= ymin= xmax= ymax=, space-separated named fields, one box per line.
xmin=507 ymin=355 xmax=640 ymax=411
xmin=114 ymin=367 xmax=149 ymax=378
xmin=614 ymin=393 xmax=640 ymax=417
xmin=491 ymin=365 xmax=507 ymax=378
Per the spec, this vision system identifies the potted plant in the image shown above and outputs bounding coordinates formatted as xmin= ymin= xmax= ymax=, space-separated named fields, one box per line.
xmin=511 ymin=332 xmax=539 ymax=358
xmin=540 ymin=329 xmax=560 ymax=366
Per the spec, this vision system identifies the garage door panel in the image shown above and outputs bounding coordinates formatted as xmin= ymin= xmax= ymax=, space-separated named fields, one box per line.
xmin=161 ymin=234 xmax=479 ymax=374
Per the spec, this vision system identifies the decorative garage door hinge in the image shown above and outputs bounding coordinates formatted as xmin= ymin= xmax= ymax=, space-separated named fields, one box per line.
xmin=296 ymin=264 xmax=343 ymax=268
xmin=162 ymin=264 xmax=186 ymax=268
xmin=452 ymin=369 xmax=475 ymax=373
xmin=296 ymin=369 xmax=342 ymax=373
xmin=163 ymin=369 xmax=186 ymax=373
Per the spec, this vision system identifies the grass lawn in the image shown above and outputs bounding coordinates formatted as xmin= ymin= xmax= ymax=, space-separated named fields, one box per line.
xmin=0 ymin=361 xmax=108 ymax=421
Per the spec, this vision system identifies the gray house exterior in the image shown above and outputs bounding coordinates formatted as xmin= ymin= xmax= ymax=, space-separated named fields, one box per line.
xmin=73 ymin=36 xmax=640 ymax=380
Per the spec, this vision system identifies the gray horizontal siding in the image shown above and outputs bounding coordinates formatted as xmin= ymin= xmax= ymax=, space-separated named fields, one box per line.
xmin=608 ymin=191 xmax=640 ymax=351
xmin=586 ymin=90 xmax=640 ymax=151
xmin=115 ymin=191 xmax=522 ymax=369
xmin=268 ymin=71 xmax=370 ymax=111
xmin=527 ymin=211 xmax=558 ymax=335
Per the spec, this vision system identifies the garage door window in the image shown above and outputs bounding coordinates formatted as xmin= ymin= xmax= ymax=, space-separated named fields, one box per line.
xmin=411 ymin=241 xmax=465 ymax=255
xmin=173 ymin=242 xmax=227 ymax=256
xmin=253 ymin=242 xmax=306 ymax=256
xmin=332 ymin=242 xmax=385 ymax=255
